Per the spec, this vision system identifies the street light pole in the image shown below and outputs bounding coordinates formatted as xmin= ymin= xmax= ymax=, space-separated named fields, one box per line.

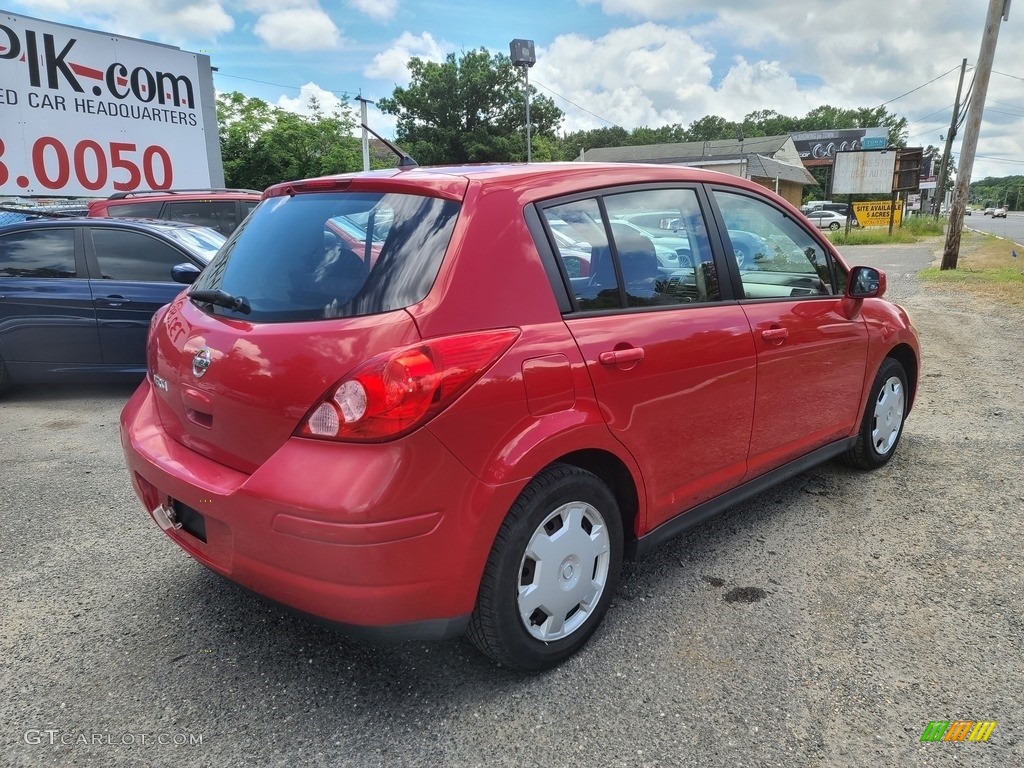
xmin=509 ymin=39 xmax=536 ymax=163
xmin=524 ymin=65 xmax=532 ymax=163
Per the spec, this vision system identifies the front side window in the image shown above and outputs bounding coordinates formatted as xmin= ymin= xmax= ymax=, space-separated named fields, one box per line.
xmin=90 ymin=229 xmax=186 ymax=282
xmin=191 ymin=191 xmax=460 ymax=323
xmin=0 ymin=229 xmax=76 ymax=278
xmin=713 ymin=190 xmax=837 ymax=299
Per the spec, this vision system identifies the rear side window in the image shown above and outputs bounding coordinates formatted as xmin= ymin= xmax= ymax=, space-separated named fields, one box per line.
xmin=0 ymin=229 xmax=76 ymax=278
xmin=543 ymin=187 xmax=721 ymax=311
xmin=106 ymin=202 xmax=162 ymax=218
xmin=167 ymin=201 xmax=237 ymax=234
xmin=192 ymin=192 xmax=460 ymax=322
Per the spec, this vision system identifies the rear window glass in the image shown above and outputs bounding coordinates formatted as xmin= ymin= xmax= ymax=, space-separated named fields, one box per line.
xmin=191 ymin=192 xmax=460 ymax=323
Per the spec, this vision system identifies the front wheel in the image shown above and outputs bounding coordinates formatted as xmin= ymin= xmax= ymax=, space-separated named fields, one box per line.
xmin=0 ymin=355 xmax=10 ymax=397
xmin=844 ymin=357 xmax=908 ymax=469
xmin=467 ymin=464 xmax=623 ymax=671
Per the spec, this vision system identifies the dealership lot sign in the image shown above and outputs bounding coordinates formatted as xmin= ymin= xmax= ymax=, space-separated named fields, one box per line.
xmin=0 ymin=12 xmax=222 ymax=196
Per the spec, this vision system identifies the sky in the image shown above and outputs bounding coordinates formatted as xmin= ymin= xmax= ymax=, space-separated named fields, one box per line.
xmin=7 ymin=0 xmax=1024 ymax=181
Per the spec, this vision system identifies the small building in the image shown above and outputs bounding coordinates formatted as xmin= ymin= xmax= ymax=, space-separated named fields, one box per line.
xmin=580 ymin=135 xmax=816 ymax=208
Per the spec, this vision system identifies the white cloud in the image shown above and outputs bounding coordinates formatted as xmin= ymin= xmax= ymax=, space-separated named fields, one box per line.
xmin=16 ymin=0 xmax=233 ymax=41
xmin=274 ymin=84 xmax=398 ymax=143
xmin=276 ymin=82 xmax=349 ymax=116
xmin=535 ymin=24 xmax=722 ymax=131
xmin=535 ymin=8 xmax=1024 ymax=180
xmin=252 ymin=9 xmax=342 ymax=50
xmin=364 ymin=31 xmax=452 ymax=84
xmin=348 ymin=0 xmax=399 ymax=22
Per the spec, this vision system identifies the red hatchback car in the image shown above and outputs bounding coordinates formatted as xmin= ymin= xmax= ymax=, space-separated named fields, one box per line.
xmin=120 ymin=163 xmax=919 ymax=671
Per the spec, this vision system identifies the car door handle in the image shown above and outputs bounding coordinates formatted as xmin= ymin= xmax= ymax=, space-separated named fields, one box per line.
xmin=96 ymin=295 xmax=132 ymax=308
xmin=599 ymin=347 xmax=645 ymax=365
xmin=761 ymin=327 xmax=789 ymax=344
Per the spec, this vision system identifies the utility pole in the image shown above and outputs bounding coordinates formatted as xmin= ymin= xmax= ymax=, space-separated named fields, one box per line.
xmin=356 ymin=95 xmax=373 ymax=172
xmin=933 ymin=58 xmax=967 ymax=218
xmin=941 ymin=0 xmax=1011 ymax=270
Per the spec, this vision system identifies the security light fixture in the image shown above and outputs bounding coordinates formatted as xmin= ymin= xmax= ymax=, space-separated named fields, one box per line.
xmin=510 ymin=39 xmax=536 ymax=67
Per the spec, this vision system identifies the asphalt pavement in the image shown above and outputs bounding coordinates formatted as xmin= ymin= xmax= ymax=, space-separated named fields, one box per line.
xmin=2 ymin=239 xmax=1022 ymax=767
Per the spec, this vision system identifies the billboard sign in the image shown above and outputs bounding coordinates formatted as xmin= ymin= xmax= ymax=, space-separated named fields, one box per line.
xmin=832 ymin=150 xmax=897 ymax=195
xmin=0 ymin=12 xmax=222 ymax=197
xmin=791 ymin=127 xmax=888 ymax=163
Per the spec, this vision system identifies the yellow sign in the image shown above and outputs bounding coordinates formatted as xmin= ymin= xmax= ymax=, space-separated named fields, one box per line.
xmin=852 ymin=200 xmax=904 ymax=227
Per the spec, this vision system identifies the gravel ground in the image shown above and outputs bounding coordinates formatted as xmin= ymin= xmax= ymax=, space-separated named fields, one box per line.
xmin=1 ymin=239 xmax=1022 ymax=767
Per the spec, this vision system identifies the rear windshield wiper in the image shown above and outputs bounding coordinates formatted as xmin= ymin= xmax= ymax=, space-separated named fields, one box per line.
xmin=189 ymin=288 xmax=251 ymax=315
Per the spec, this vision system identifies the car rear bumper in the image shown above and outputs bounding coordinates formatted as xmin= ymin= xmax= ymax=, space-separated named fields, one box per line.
xmin=119 ymin=379 xmax=518 ymax=639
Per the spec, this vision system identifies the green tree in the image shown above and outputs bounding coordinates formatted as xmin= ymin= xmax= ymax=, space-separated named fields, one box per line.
xmin=556 ymin=126 xmax=631 ymax=160
xmin=683 ymin=114 xmax=739 ymax=142
xmin=376 ymin=48 xmax=563 ymax=164
xmin=216 ymin=91 xmax=363 ymax=189
xmin=969 ymin=174 xmax=1024 ymax=210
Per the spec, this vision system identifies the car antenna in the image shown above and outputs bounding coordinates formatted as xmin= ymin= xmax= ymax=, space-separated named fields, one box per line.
xmin=360 ymin=123 xmax=418 ymax=168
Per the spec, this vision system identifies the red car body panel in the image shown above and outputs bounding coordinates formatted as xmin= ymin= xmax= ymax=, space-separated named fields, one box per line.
xmin=740 ymin=298 xmax=869 ymax=476
xmin=120 ymin=162 xmax=920 ymax=639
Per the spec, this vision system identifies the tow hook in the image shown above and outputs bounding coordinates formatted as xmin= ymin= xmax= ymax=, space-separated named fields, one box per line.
xmin=151 ymin=502 xmax=182 ymax=531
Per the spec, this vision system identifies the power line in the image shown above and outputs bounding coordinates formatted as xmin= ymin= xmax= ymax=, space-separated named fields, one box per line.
xmin=216 ymin=71 xmax=361 ymax=99
xmin=876 ymin=63 xmax=967 ymax=109
xmin=991 ymin=69 xmax=1024 ymax=82
xmin=531 ymin=79 xmax=620 ymax=128
xmin=973 ymin=154 xmax=1024 ymax=166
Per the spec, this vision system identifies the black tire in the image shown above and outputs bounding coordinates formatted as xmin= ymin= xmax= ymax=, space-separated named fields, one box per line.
xmin=844 ymin=357 xmax=908 ymax=470
xmin=0 ymin=355 xmax=10 ymax=397
xmin=829 ymin=221 xmax=841 ymax=231
xmin=467 ymin=464 xmax=623 ymax=672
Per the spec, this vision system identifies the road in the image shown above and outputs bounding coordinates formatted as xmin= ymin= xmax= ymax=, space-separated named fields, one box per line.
xmin=963 ymin=210 xmax=1024 ymax=247
xmin=2 ymin=240 xmax=1022 ymax=767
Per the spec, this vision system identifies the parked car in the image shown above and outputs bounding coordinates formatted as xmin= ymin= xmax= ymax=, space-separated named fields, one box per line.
xmin=992 ymin=207 xmax=1008 ymax=218
xmin=88 ymin=188 xmax=262 ymax=235
xmin=120 ymin=163 xmax=920 ymax=671
xmin=805 ymin=210 xmax=848 ymax=230
xmin=0 ymin=218 xmax=223 ymax=395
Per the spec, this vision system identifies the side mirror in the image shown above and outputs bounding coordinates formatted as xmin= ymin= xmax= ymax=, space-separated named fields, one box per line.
xmin=846 ymin=265 xmax=886 ymax=299
xmin=172 ymin=262 xmax=202 ymax=285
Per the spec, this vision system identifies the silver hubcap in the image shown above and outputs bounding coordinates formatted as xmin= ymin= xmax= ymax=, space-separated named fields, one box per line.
xmin=518 ymin=501 xmax=611 ymax=642
xmin=871 ymin=375 xmax=905 ymax=456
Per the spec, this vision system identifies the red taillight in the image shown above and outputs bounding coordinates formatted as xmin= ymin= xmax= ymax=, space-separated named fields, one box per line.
xmin=297 ymin=328 xmax=520 ymax=442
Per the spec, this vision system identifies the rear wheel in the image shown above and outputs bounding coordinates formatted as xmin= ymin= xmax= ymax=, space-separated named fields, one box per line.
xmin=829 ymin=221 xmax=841 ymax=230
xmin=844 ymin=357 xmax=908 ymax=469
xmin=0 ymin=355 xmax=10 ymax=397
xmin=467 ymin=464 xmax=623 ymax=671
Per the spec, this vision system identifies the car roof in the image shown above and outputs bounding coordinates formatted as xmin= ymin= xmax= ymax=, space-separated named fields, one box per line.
xmin=101 ymin=188 xmax=261 ymax=200
xmin=265 ymin=162 xmax=791 ymax=205
xmin=0 ymin=216 xmax=223 ymax=235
